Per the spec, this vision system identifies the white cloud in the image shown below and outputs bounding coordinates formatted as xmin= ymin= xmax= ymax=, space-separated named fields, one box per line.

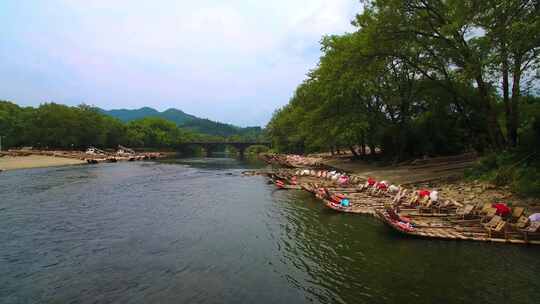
xmin=1 ymin=0 xmax=361 ymax=126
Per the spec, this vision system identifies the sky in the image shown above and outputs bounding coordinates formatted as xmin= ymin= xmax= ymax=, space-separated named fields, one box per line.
xmin=0 ymin=0 xmax=360 ymax=127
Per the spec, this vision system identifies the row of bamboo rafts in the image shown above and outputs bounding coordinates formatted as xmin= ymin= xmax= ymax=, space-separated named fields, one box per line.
xmin=3 ymin=149 xmax=161 ymax=163
xmin=261 ymin=154 xmax=323 ymax=168
xmin=85 ymin=155 xmax=155 ymax=164
xmin=269 ymin=168 xmax=540 ymax=245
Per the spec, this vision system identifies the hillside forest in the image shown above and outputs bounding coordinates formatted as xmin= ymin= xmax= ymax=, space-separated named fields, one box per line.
xmin=0 ymin=101 xmax=266 ymax=151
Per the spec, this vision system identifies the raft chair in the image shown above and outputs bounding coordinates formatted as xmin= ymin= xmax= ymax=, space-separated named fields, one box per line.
xmin=399 ymin=191 xmax=420 ymax=209
xmin=521 ymin=221 xmax=540 ymax=243
xmin=418 ymin=196 xmax=433 ymax=214
xmin=352 ymin=176 xmax=362 ymax=185
xmin=363 ymin=181 xmax=375 ymax=192
xmin=486 ymin=219 xmax=507 ymax=239
xmin=437 ymin=199 xmax=459 ymax=214
xmin=374 ymin=186 xmax=384 ymax=196
xmin=392 ymin=188 xmax=408 ymax=205
xmin=472 ymin=201 xmax=483 ymax=211
xmin=478 ymin=202 xmax=493 ymax=215
xmin=406 ymin=193 xmax=420 ymax=207
xmin=515 ymin=216 xmax=530 ymax=229
xmin=481 ymin=208 xmax=498 ymax=223
xmin=455 ymin=204 xmax=475 ymax=220
xmin=483 ymin=215 xmax=503 ymax=230
xmin=368 ymin=183 xmax=378 ymax=196
xmin=511 ymin=207 xmax=525 ymax=223
xmin=357 ymin=183 xmax=366 ymax=191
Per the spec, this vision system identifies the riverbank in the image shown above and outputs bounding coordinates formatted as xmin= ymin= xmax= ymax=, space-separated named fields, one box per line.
xmin=262 ymin=152 xmax=476 ymax=183
xmin=319 ymin=153 xmax=477 ymax=185
xmin=261 ymin=152 xmax=539 ymax=207
xmin=0 ymin=149 xmax=166 ymax=171
xmin=319 ymin=153 xmax=540 ymax=207
xmin=264 ymin=168 xmax=540 ymax=245
xmin=0 ymin=155 xmax=86 ymax=171
xmin=258 ymin=153 xmax=540 ymax=245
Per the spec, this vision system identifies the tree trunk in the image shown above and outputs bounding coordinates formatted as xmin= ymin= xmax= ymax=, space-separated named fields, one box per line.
xmin=510 ymin=55 xmax=522 ymax=147
xmin=369 ymin=143 xmax=376 ymax=157
xmin=330 ymin=146 xmax=335 ymax=155
xmin=360 ymin=132 xmax=366 ymax=156
xmin=501 ymin=41 xmax=511 ymax=144
xmin=349 ymin=146 xmax=359 ymax=158
xmin=475 ymin=75 xmax=505 ymax=149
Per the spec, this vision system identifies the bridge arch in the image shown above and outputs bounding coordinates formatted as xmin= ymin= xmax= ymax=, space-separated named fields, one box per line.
xmin=177 ymin=141 xmax=271 ymax=158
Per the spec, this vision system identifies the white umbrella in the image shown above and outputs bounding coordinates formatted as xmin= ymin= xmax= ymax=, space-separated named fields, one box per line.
xmin=529 ymin=213 xmax=540 ymax=222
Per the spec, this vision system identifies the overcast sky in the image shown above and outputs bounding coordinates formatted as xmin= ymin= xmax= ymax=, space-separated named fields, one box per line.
xmin=0 ymin=1 xmax=359 ymax=126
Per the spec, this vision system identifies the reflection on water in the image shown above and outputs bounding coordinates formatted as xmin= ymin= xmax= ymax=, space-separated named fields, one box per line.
xmin=1 ymin=158 xmax=539 ymax=304
xmin=159 ymin=155 xmax=264 ymax=170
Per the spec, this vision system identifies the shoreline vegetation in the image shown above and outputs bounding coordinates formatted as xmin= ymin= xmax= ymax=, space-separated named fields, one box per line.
xmin=266 ymin=1 xmax=539 ymax=197
xmin=256 ymin=153 xmax=540 ymax=246
xmin=0 ymin=101 xmax=267 ymax=158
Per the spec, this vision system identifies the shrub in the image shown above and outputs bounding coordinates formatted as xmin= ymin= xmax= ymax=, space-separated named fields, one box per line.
xmin=466 ymin=151 xmax=540 ymax=197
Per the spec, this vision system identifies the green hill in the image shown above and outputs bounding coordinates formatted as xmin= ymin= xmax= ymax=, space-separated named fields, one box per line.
xmin=100 ymin=107 xmax=262 ymax=138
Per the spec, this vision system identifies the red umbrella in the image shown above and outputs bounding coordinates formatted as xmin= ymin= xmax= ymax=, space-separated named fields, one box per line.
xmin=492 ymin=203 xmax=511 ymax=216
xmin=418 ymin=190 xmax=431 ymax=197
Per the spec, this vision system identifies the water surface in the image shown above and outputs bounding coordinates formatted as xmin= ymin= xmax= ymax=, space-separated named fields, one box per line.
xmin=1 ymin=158 xmax=539 ymax=303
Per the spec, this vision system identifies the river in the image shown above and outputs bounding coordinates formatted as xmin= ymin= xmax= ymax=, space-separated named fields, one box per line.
xmin=1 ymin=157 xmax=539 ymax=304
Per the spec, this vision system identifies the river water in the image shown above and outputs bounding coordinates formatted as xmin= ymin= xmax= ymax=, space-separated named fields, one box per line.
xmin=1 ymin=158 xmax=539 ymax=304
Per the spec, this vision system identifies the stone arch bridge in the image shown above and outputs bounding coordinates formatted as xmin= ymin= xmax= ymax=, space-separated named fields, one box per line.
xmin=177 ymin=141 xmax=271 ymax=157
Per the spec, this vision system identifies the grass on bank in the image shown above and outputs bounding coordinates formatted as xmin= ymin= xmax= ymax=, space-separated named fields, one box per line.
xmin=465 ymin=151 xmax=540 ymax=198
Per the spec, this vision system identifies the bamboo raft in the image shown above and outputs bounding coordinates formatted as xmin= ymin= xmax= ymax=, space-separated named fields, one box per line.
xmin=323 ymin=198 xmax=381 ymax=216
xmin=5 ymin=148 xmax=163 ymax=165
xmin=376 ymin=208 xmax=540 ymax=245
xmin=264 ymin=168 xmax=540 ymax=246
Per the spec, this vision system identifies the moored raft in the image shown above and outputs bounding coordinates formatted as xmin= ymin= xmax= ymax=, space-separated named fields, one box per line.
xmin=4 ymin=146 xmax=166 ymax=165
xmin=323 ymin=198 xmax=381 ymax=216
xmin=262 ymin=160 xmax=540 ymax=246
xmin=376 ymin=207 xmax=540 ymax=245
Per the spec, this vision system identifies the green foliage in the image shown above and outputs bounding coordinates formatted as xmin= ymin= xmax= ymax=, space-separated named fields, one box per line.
xmin=0 ymin=101 xmax=216 ymax=150
xmin=513 ymin=168 xmax=540 ymax=197
xmin=245 ymin=145 xmax=270 ymax=155
xmin=465 ymin=151 xmax=540 ymax=197
xmin=126 ymin=117 xmax=179 ymax=148
xmin=0 ymin=102 xmax=115 ymax=149
xmin=268 ymin=0 xmax=540 ymax=162
xmin=0 ymin=100 xmax=33 ymax=147
xmin=1 ymin=101 xmax=269 ymax=151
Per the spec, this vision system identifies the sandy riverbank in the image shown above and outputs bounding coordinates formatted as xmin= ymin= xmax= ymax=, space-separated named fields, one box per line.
xmin=0 ymin=155 xmax=86 ymax=171
xmin=321 ymin=158 xmax=473 ymax=185
xmin=262 ymin=152 xmax=540 ymax=209
xmin=283 ymin=151 xmax=475 ymax=185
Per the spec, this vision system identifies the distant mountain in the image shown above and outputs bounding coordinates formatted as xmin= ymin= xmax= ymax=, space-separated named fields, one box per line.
xmin=99 ymin=107 xmax=263 ymax=138
xmin=160 ymin=108 xmax=198 ymax=125
xmin=103 ymin=107 xmax=161 ymax=122
xmin=101 ymin=107 xmax=197 ymax=124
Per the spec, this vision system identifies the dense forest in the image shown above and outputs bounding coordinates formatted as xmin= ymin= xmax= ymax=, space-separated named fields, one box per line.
xmin=0 ymin=101 xmax=266 ymax=150
xmin=100 ymin=107 xmax=264 ymax=137
xmin=268 ymin=0 xmax=539 ymax=161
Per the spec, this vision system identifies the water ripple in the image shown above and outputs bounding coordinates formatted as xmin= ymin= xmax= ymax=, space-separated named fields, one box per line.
xmin=1 ymin=159 xmax=540 ymax=304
